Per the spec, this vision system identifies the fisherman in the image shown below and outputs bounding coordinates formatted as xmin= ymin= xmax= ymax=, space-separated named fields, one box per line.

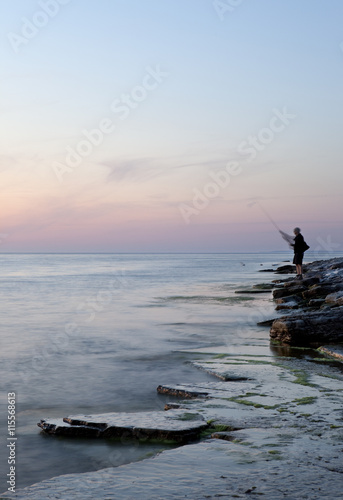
xmin=292 ymin=227 xmax=305 ymax=279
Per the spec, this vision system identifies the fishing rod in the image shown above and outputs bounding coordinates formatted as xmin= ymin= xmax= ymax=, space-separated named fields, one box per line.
xmin=248 ymin=200 xmax=294 ymax=247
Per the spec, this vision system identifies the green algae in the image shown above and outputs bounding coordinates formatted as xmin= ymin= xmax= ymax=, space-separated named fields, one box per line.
xmin=292 ymin=396 xmax=317 ymax=405
xmin=317 ymin=372 xmax=343 ymax=381
xmin=226 ymin=395 xmax=280 ymax=410
xmin=290 ymin=369 xmax=316 ymax=387
xmin=176 ymin=413 xmax=203 ymax=421
xmin=200 ymin=423 xmax=234 ymax=438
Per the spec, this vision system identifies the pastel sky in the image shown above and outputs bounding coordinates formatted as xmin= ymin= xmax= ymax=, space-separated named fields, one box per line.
xmin=1 ymin=0 xmax=343 ymax=252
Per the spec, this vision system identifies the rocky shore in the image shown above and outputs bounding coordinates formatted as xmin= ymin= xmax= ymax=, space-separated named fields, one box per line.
xmin=270 ymin=257 xmax=343 ymax=345
xmin=3 ymin=257 xmax=343 ymax=499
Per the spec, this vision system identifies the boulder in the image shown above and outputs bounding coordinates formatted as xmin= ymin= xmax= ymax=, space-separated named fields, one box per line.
xmin=273 ymin=285 xmax=306 ymax=299
xmin=325 ymin=291 xmax=343 ymax=307
xmin=302 ymin=284 xmax=343 ymax=300
xmin=275 ymin=302 xmax=300 ymax=311
xmin=275 ymin=295 xmax=303 ymax=311
xmin=270 ymin=307 xmax=343 ymax=345
xmin=300 ymin=276 xmax=321 ymax=287
xmin=275 ymin=265 xmax=296 ymax=274
xmin=307 ymin=298 xmax=325 ymax=308
xmin=257 ymin=319 xmax=276 ymax=327
xmin=275 ymin=295 xmax=303 ymax=305
xmin=329 ymin=262 xmax=343 ymax=270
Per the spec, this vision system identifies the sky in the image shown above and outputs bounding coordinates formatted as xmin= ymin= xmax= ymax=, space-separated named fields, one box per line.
xmin=1 ymin=0 xmax=343 ymax=252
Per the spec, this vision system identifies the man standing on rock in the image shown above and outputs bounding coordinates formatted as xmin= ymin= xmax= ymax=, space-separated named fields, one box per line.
xmin=292 ymin=227 xmax=306 ymax=279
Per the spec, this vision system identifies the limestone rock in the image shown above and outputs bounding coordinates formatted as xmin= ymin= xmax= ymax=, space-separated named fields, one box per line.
xmin=324 ymin=291 xmax=343 ymax=306
xmin=270 ymin=307 xmax=343 ymax=345
xmin=38 ymin=410 xmax=208 ymax=443
xmin=318 ymin=346 xmax=343 ymax=361
xmin=302 ymin=283 xmax=343 ymax=300
xmin=274 ymin=264 xmax=296 ymax=274
xmin=211 ymin=431 xmax=235 ymax=441
xmin=273 ymin=285 xmax=306 ymax=299
xmin=275 ymin=295 xmax=303 ymax=305
xmin=157 ymin=384 xmax=209 ymax=399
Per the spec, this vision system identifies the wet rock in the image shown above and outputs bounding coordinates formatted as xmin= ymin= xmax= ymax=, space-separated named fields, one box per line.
xmin=275 ymin=295 xmax=303 ymax=305
xmin=275 ymin=302 xmax=300 ymax=311
xmin=329 ymin=261 xmax=343 ymax=270
xmin=6 ymin=438 xmax=343 ymax=500
xmin=235 ymin=289 xmax=271 ymax=294
xmin=307 ymin=298 xmax=325 ymax=308
xmin=211 ymin=431 xmax=235 ymax=441
xmin=164 ymin=403 xmax=181 ymax=410
xmin=257 ymin=319 xmax=276 ymax=327
xmin=275 ymin=264 xmax=296 ymax=274
xmin=299 ymin=276 xmax=321 ymax=287
xmin=269 ymin=258 xmax=343 ymax=344
xmin=38 ymin=410 xmax=208 ymax=444
xmin=275 ymin=294 xmax=303 ymax=310
xmin=270 ymin=307 xmax=343 ymax=345
xmin=273 ymin=285 xmax=306 ymax=299
xmin=191 ymin=361 xmax=251 ymax=381
xmin=318 ymin=346 xmax=343 ymax=361
xmin=324 ymin=291 xmax=343 ymax=307
xmin=157 ymin=381 xmax=253 ymax=402
xmin=252 ymin=283 xmax=274 ymax=290
xmin=258 ymin=268 xmax=275 ymax=272
xmin=157 ymin=385 xmax=209 ymax=399
xmin=302 ymin=283 xmax=343 ymax=300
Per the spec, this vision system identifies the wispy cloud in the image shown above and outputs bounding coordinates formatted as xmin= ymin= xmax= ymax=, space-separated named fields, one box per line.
xmin=102 ymin=157 xmax=167 ymax=183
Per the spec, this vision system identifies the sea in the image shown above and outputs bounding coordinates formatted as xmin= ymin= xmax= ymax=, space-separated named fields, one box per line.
xmin=0 ymin=251 xmax=341 ymax=492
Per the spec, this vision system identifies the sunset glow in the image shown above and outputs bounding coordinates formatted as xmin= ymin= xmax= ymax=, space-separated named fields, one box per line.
xmin=1 ymin=0 xmax=343 ymax=252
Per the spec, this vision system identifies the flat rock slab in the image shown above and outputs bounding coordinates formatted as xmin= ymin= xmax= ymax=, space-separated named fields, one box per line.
xmin=38 ymin=409 xmax=207 ymax=443
xmin=157 ymin=381 xmax=248 ymax=400
xmin=191 ymin=361 xmax=252 ymax=381
xmin=4 ymin=439 xmax=343 ymax=500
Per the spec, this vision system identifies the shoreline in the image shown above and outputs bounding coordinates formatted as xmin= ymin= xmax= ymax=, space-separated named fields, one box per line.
xmin=270 ymin=256 xmax=343 ymax=345
xmin=3 ymin=256 xmax=343 ymax=499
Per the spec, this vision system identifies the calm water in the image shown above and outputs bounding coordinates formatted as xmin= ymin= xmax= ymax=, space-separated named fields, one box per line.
xmin=0 ymin=252 xmax=331 ymax=491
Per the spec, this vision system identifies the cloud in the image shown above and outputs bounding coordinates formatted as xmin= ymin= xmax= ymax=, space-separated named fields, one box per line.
xmin=102 ymin=154 xmax=233 ymax=185
xmin=102 ymin=157 xmax=168 ymax=183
